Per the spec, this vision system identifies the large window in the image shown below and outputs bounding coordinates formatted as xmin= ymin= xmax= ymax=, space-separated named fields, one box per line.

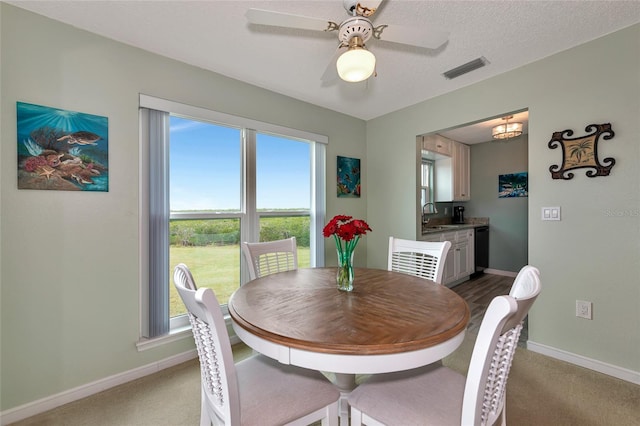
xmin=139 ymin=95 xmax=326 ymax=340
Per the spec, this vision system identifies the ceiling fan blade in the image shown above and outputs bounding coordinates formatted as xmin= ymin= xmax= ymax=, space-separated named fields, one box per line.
xmin=246 ymin=8 xmax=338 ymax=33
xmin=374 ymin=24 xmax=449 ymax=49
xmin=320 ymin=45 xmax=347 ymax=83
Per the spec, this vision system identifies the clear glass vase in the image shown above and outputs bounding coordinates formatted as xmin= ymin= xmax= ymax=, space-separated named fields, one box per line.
xmin=336 ymin=248 xmax=355 ymax=292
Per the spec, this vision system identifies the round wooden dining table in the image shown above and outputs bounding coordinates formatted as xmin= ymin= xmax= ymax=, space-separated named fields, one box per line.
xmin=229 ymin=267 xmax=470 ymax=425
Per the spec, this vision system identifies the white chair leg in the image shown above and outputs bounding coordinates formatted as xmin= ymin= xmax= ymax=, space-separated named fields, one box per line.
xmin=322 ymin=401 xmax=339 ymax=426
xmin=350 ymin=407 xmax=363 ymax=426
xmin=200 ymin=390 xmax=210 ymax=426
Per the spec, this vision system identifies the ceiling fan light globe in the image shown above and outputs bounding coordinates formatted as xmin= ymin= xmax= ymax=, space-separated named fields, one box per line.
xmin=336 ymin=49 xmax=376 ymax=82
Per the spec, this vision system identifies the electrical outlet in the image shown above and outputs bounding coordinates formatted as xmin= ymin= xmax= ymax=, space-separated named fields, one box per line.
xmin=576 ymin=300 xmax=592 ymax=320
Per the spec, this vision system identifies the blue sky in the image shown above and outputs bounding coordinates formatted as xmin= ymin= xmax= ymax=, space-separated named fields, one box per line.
xmin=169 ymin=116 xmax=310 ymax=211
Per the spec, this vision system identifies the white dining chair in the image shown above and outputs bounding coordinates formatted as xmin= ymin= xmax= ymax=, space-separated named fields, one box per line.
xmin=387 ymin=236 xmax=451 ymax=284
xmin=348 ymin=268 xmax=541 ymax=426
xmin=173 ymin=264 xmax=339 ymax=426
xmin=241 ymin=237 xmax=298 ymax=280
xmin=510 ymin=265 xmax=541 ymax=300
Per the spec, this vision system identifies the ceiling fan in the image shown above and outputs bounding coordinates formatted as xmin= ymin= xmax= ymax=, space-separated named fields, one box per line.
xmin=246 ymin=0 xmax=449 ymax=83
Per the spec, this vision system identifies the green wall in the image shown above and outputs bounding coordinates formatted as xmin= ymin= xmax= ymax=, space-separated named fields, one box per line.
xmin=467 ymin=136 xmax=528 ymax=272
xmin=1 ymin=2 xmax=639 ymax=416
xmin=366 ymin=24 xmax=640 ymax=376
xmin=0 ymin=4 xmax=366 ymax=411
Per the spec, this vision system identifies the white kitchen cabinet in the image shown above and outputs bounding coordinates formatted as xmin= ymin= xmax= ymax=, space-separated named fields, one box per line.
xmin=433 ymin=140 xmax=470 ymax=202
xmin=437 ymin=231 xmax=455 ymax=284
xmin=420 ymin=228 xmax=474 ymax=287
xmin=434 ymin=157 xmax=453 ymax=202
xmin=422 ymin=134 xmax=452 ymax=157
xmin=420 ymin=233 xmax=442 ymax=242
xmin=454 ymin=229 xmax=475 ymax=279
xmin=453 ymin=142 xmax=470 ymax=201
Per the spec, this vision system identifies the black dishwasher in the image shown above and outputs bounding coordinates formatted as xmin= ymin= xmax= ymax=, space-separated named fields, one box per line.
xmin=474 ymin=226 xmax=489 ymax=274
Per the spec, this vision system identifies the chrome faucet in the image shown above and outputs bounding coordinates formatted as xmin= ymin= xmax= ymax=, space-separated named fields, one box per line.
xmin=422 ymin=203 xmax=438 ymax=224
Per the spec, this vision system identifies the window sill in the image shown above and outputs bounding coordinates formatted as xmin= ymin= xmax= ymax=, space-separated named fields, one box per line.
xmin=136 ymin=325 xmax=193 ymax=352
xmin=136 ymin=315 xmax=238 ymax=351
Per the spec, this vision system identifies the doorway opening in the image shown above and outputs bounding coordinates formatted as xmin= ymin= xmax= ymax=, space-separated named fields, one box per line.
xmin=416 ymin=109 xmax=530 ymax=339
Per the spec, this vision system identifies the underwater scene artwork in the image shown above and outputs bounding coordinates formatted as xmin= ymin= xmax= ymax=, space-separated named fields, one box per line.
xmin=17 ymin=102 xmax=109 ymax=191
xmin=337 ymin=156 xmax=361 ymax=198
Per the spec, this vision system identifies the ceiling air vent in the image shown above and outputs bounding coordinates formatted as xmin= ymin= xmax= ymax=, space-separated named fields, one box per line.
xmin=443 ymin=57 xmax=489 ymax=80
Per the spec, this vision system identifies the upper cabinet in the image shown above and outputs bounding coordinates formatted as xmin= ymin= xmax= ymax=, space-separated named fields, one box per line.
xmin=422 ymin=134 xmax=470 ymax=202
xmin=422 ymin=134 xmax=452 ymax=157
xmin=452 ymin=141 xmax=470 ymax=201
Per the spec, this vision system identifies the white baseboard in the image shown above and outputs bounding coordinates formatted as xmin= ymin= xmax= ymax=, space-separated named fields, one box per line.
xmin=484 ymin=268 xmax=517 ymax=277
xmin=2 ymin=317 xmax=242 ymax=425
xmin=5 ymin=337 xmax=636 ymax=424
xmin=0 ymin=349 xmax=198 ymax=425
xmin=527 ymin=340 xmax=640 ymax=385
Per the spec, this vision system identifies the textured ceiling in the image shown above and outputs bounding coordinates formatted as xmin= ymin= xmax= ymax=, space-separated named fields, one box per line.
xmin=6 ymin=0 xmax=640 ymax=134
xmin=438 ymin=110 xmax=529 ymax=145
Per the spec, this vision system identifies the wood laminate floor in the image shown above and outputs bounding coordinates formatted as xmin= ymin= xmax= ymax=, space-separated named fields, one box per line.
xmin=450 ymin=272 xmax=528 ymax=345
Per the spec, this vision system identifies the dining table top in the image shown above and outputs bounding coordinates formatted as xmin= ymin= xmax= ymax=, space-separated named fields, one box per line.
xmin=228 ymin=267 xmax=470 ymax=356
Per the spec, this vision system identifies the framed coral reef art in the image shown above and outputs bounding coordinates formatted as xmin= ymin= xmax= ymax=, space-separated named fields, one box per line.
xmin=337 ymin=156 xmax=361 ymax=198
xmin=17 ymin=102 xmax=109 ymax=191
xmin=548 ymin=123 xmax=615 ymax=180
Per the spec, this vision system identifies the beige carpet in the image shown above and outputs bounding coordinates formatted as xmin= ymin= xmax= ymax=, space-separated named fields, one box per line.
xmin=441 ymin=335 xmax=639 ymax=426
xmin=9 ymin=338 xmax=639 ymax=425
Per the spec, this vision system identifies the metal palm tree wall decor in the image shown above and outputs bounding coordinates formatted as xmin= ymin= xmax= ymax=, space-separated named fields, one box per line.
xmin=548 ymin=123 xmax=615 ymax=180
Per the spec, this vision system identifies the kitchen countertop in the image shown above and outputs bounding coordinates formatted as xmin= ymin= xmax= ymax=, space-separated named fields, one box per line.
xmin=421 ymin=217 xmax=489 ymax=235
xmin=422 ymin=223 xmax=482 ymax=234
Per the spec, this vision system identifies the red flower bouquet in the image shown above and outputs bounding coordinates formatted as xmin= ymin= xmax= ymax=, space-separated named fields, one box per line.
xmin=323 ymin=215 xmax=372 ymax=291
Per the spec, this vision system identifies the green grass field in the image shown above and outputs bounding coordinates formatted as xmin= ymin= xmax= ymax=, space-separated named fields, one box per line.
xmin=170 ymin=245 xmax=310 ymax=317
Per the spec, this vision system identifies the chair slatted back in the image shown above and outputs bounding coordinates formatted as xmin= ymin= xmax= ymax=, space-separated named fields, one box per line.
xmin=242 ymin=237 xmax=298 ymax=280
xmin=388 ymin=237 xmax=451 ymax=284
xmin=462 ymin=265 xmax=541 ymax=426
xmin=173 ymin=264 xmax=240 ymax=424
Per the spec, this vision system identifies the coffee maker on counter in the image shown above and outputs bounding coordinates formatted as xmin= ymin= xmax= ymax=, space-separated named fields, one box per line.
xmin=453 ymin=206 xmax=465 ymax=224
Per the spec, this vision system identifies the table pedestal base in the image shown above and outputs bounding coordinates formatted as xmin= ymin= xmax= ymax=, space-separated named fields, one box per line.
xmin=334 ymin=373 xmax=357 ymax=426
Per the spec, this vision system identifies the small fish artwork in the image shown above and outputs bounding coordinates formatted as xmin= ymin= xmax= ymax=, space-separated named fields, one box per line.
xmin=337 ymin=156 xmax=361 ymax=198
xmin=17 ymin=102 xmax=109 ymax=191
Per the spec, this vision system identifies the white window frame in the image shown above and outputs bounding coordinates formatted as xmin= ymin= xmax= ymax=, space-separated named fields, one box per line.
xmin=421 ymin=158 xmax=435 ymax=208
xmin=138 ymin=94 xmax=327 ymax=346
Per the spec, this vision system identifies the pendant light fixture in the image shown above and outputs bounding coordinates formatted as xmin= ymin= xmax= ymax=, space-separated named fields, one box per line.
xmin=336 ymin=36 xmax=376 ymax=82
xmin=492 ymin=115 xmax=523 ymax=140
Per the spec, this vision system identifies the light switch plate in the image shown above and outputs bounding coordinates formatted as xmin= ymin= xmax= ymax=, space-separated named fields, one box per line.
xmin=541 ymin=206 xmax=561 ymax=221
